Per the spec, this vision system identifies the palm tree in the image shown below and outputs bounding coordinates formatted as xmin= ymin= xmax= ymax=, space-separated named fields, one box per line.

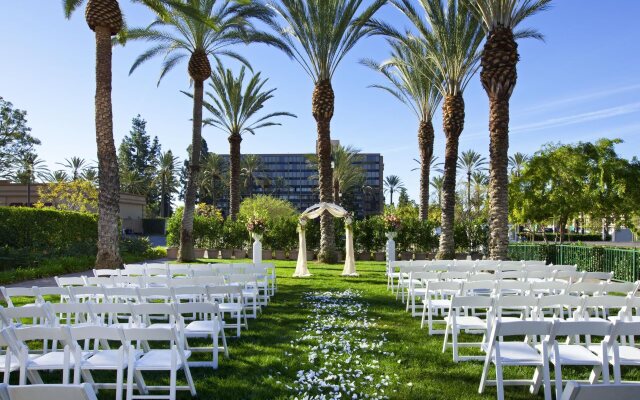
xmin=508 ymin=152 xmax=529 ymax=178
xmin=381 ymin=0 xmax=483 ymax=259
xmin=196 ymin=61 xmax=295 ymax=219
xmin=412 ymin=155 xmax=443 ymax=174
xmin=269 ymin=0 xmax=386 ymax=263
xmin=123 ymin=0 xmax=288 ymax=262
xmin=470 ymin=171 xmax=488 ymax=213
xmin=457 ymin=149 xmax=487 ymax=213
xmin=241 ymin=154 xmax=264 ymax=197
xmin=430 ymin=174 xmax=444 ymax=208
xmin=308 ymin=143 xmax=366 ymax=206
xmin=81 ymin=167 xmax=99 ymax=186
xmin=466 ymin=0 xmax=551 ymax=259
xmin=44 ymin=170 xmax=70 ymax=183
xmin=57 ymin=157 xmax=87 ymax=180
xmin=12 ymin=153 xmax=49 ymax=206
xmin=119 ymin=168 xmax=146 ymax=195
xmin=63 ymin=0 xmax=132 ymax=268
xmin=199 ymin=152 xmax=227 ymax=207
xmin=156 ymin=150 xmax=180 ymax=217
xmin=362 ymin=39 xmax=442 ymax=221
xmin=384 ymin=175 xmax=405 ymax=206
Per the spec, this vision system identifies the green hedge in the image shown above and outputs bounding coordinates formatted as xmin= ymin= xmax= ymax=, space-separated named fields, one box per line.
xmin=0 ymin=207 xmax=98 ymax=257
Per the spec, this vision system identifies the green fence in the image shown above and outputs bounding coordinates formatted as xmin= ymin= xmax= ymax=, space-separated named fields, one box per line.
xmin=508 ymin=243 xmax=639 ymax=282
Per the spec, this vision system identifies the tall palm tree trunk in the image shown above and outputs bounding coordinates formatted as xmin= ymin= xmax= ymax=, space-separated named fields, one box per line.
xmin=437 ymin=94 xmax=465 ymax=260
xmin=467 ymin=172 xmax=472 ymax=214
xmin=333 ymin=179 xmax=340 ymax=206
xmin=179 ymin=78 xmax=204 ymax=262
xmin=160 ymin=176 xmax=166 ymax=218
xmin=482 ymin=27 xmax=518 ymax=260
xmin=418 ymin=119 xmax=434 ymax=220
xmin=389 ymin=189 xmax=394 ymax=206
xmin=94 ymin=25 xmax=122 ymax=269
xmin=229 ymin=133 xmax=242 ymax=219
xmin=313 ymin=79 xmax=336 ymax=263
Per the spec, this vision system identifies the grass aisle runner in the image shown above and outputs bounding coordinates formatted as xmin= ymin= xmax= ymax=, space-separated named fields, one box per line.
xmin=283 ymin=289 xmax=398 ymax=399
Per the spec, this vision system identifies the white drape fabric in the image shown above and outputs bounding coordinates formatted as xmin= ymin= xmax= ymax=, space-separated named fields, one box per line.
xmin=293 ymin=224 xmax=311 ymax=277
xmin=293 ymin=203 xmax=357 ymax=277
xmin=341 ymin=221 xmax=357 ymax=276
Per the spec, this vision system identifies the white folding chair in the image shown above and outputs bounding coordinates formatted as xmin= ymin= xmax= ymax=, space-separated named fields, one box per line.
xmin=123 ymin=327 xmax=196 ymax=400
xmin=479 ymin=320 xmax=553 ymax=400
xmin=542 ymin=320 xmax=612 ymax=399
xmin=566 ymin=282 xmax=606 ymax=296
xmin=601 ymin=282 xmax=637 ymax=296
xmin=578 ymin=295 xmax=627 ymax=323
xmin=84 ymin=277 xmax=114 ymax=288
xmin=12 ymin=325 xmax=78 ymax=385
xmin=227 ymin=274 xmax=262 ymax=317
xmin=0 ymin=305 xmax=52 ymax=328
xmin=104 ymin=287 xmax=141 ymax=304
xmin=34 ymin=287 xmax=71 ymax=304
xmin=579 ymin=271 xmax=613 ymax=283
xmin=47 ymin=302 xmax=95 ymax=327
xmin=206 ymin=286 xmax=247 ymax=337
xmin=493 ymin=295 xmax=538 ymax=323
xmin=602 ymin=320 xmax=640 ymax=384
xmin=69 ymin=325 xmax=132 ymax=400
xmin=530 ymin=281 xmax=568 ymax=296
xmin=535 ymin=295 xmax=585 ymax=321
xmin=89 ymin=302 xmax=136 ymax=328
xmin=130 ymin=303 xmax=176 ymax=331
xmin=69 ymin=286 xmax=106 ymax=304
xmin=420 ymin=281 xmax=460 ymax=334
xmin=405 ymin=271 xmax=440 ymax=316
xmin=553 ymin=269 xmax=582 ymax=283
xmin=0 ymin=329 xmax=20 ymax=384
xmin=396 ymin=266 xmax=425 ymax=302
xmin=442 ymin=296 xmax=494 ymax=362
xmin=559 ymin=381 xmax=640 ymax=400
xmin=93 ymin=268 xmax=121 ymax=278
xmin=136 ymin=287 xmax=172 ymax=303
xmin=494 ymin=280 xmax=531 ymax=296
xmin=174 ymin=302 xmax=228 ymax=369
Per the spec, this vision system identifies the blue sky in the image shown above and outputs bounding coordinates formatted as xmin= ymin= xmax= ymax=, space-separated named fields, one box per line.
xmin=1 ymin=0 xmax=639 ymax=202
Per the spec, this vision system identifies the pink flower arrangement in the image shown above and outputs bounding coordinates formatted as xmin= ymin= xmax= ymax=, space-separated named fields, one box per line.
xmin=383 ymin=214 xmax=401 ymax=232
xmin=246 ymin=216 xmax=266 ymax=235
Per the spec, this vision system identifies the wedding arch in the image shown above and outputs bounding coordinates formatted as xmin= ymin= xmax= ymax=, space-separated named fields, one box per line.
xmin=293 ymin=202 xmax=357 ymax=277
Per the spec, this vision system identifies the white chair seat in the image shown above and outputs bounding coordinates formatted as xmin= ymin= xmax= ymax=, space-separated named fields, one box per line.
xmin=608 ymin=316 xmax=640 ymax=322
xmin=147 ymin=323 xmax=172 ymax=330
xmin=83 ymin=349 xmax=139 ymax=369
xmin=491 ymin=342 xmax=543 ymax=365
xmin=135 ymin=349 xmax=191 ymax=370
xmin=541 ymin=344 xmax=602 ymax=365
xmin=0 ymin=354 xmax=37 ymax=371
xmin=423 ymin=299 xmax=451 ymax=308
xmin=184 ymin=320 xmax=221 ymax=335
xmin=455 ymin=316 xmax=486 ymax=330
xmin=590 ymin=345 xmax=640 ymax=365
xmin=29 ymin=352 xmax=79 ymax=369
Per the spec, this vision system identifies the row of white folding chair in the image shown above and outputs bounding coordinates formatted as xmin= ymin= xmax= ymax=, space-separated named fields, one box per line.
xmin=0 ymin=300 xmax=228 ymax=369
xmin=0 ymin=323 xmax=196 ymax=400
xmin=439 ymin=294 xmax=636 ymax=362
xmin=1 ymin=285 xmax=249 ymax=338
xmin=478 ymin=319 xmax=640 ymax=400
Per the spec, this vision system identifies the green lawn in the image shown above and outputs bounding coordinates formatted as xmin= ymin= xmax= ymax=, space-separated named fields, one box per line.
xmin=7 ymin=260 xmax=640 ymax=399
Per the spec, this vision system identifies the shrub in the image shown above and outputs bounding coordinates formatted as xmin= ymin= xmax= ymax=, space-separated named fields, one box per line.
xmin=0 ymin=207 xmax=97 ymax=256
xmin=36 ymin=181 xmax=98 ymax=213
xmin=263 ymin=217 xmax=298 ymax=251
xmin=222 ymin=219 xmax=249 ymax=249
xmin=166 ymin=205 xmax=224 ymax=248
xmin=238 ymin=195 xmax=297 ymax=223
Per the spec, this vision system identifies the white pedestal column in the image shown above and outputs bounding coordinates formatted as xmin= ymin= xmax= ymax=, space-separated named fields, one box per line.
xmin=252 ymin=233 xmax=262 ymax=264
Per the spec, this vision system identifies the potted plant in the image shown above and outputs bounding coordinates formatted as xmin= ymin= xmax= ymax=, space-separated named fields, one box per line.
xmin=262 ymin=249 xmax=273 ymax=260
xmin=166 ymin=247 xmax=178 ymax=259
xmin=414 ymin=252 xmax=426 ymax=260
xmin=220 ymin=248 xmax=233 ymax=259
xmin=401 ymin=251 xmax=413 ymax=261
xmin=194 ymin=248 xmax=206 ymax=259
xmin=206 ymin=249 xmax=219 ymax=259
xmin=358 ymin=251 xmax=371 ymax=261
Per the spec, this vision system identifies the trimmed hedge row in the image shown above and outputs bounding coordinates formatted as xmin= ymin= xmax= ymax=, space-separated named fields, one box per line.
xmin=0 ymin=207 xmax=98 ymax=258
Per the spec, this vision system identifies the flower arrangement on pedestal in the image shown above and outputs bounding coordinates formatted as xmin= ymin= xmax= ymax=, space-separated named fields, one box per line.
xmin=383 ymin=213 xmax=401 ymax=238
xmin=247 ymin=216 xmax=266 ymax=241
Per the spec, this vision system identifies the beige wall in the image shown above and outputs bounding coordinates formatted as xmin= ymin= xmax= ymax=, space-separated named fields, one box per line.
xmin=0 ymin=182 xmax=146 ymax=233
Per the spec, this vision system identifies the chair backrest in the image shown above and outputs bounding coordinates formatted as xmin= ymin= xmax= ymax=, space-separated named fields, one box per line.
xmin=497 ymin=270 xmax=527 ymax=280
xmin=566 ymin=282 xmax=605 ymax=296
xmin=174 ymin=301 xmax=219 ymax=317
xmin=33 ymin=287 xmax=69 ymax=303
xmin=492 ymin=320 xmax=552 ymax=337
xmin=425 ymin=281 xmax=461 ymax=297
xmin=47 ymin=302 xmax=94 ymax=325
xmin=88 ymin=302 xmax=134 ymax=327
xmin=143 ymin=276 xmax=169 ymax=288
xmin=497 ymin=261 xmax=524 ymax=271
xmin=0 ymin=287 xmax=39 ymax=307
xmin=3 ymin=383 xmax=99 ymax=400
xmin=84 ymin=277 xmax=114 ymax=287
xmin=453 ymin=260 xmax=476 ymax=268
xmin=136 ymin=287 xmax=172 ymax=302
xmin=195 ymin=276 xmax=225 ymax=286
xmin=398 ymin=266 xmax=425 ymax=275
xmin=69 ymin=286 xmax=106 ymax=302
xmin=523 ymin=260 xmax=547 ymax=267
xmin=168 ymin=265 xmax=191 ymax=276
xmin=130 ymin=303 xmax=176 ymax=326
xmin=440 ymin=271 xmax=469 ymax=281
xmin=448 ymin=265 xmax=475 ymax=273
xmin=524 ymin=264 xmax=551 ymax=273
xmin=610 ymin=320 xmax=640 ymax=338
xmin=170 ymin=286 xmax=207 ymax=302
xmin=553 ymin=264 xmax=578 ymax=272
xmin=206 ymin=285 xmax=243 ymax=303
xmin=602 ymin=282 xmax=637 ymax=295
xmin=530 ymin=281 xmax=568 ymax=295
xmin=144 ymin=267 xmax=169 ymax=277
xmin=103 ymin=287 xmax=141 ymax=303
xmin=69 ymin=325 xmax=125 ymax=343
xmin=494 ymin=280 xmax=531 ymax=295
xmin=467 ymin=273 xmax=497 ymax=282
xmin=579 ymin=271 xmax=614 ymax=283
xmin=228 ymin=274 xmax=258 ymax=286
xmin=579 ymin=296 xmax=628 ymax=319
xmin=190 ymin=269 xmax=217 ymax=277
xmin=450 ymin=295 xmax=493 ymax=309
xmin=55 ymin=277 xmax=86 ymax=287
xmin=550 ymin=320 xmax=612 ymax=338
xmin=460 ymin=281 xmax=495 ymax=296
xmin=536 ymin=294 xmax=585 ymax=312
xmin=122 ymin=326 xmax=181 ymax=347
xmin=144 ymin=262 xmax=168 ymax=269
xmin=167 ymin=277 xmax=198 ymax=287
xmin=494 ymin=295 xmax=538 ymax=319
xmin=12 ymin=325 xmax=72 ymax=344
xmin=409 ymin=271 xmax=440 ymax=282
xmin=0 ymin=304 xmax=52 ymax=327
xmin=93 ymin=269 xmax=120 ymax=277
xmin=559 ymin=381 xmax=640 ymax=400
xmin=111 ymin=276 xmax=142 ymax=288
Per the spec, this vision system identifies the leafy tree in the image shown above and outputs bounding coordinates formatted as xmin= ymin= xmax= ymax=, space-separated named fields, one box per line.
xmin=397 ymin=187 xmax=412 ymax=208
xmin=363 ymin=39 xmax=441 ymax=220
xmin=194 ymin=61 xmax=295 ymax=219
xmin=269 ymin=0 xmax=385 ymax=263
xmin=123 ymin=0 xmax=287 ymax=262
xmin=384 ymin=175 xmax=405 ymax=206
xmin=0 ymin=97 xmax=40 ymax=179
xmin=118 ymin=114 xmax=160 ymax=210
xmin=466 ymin=0 xmax=552 ymax=259
xmin=37 ymin=180 xmax=98 ymax=213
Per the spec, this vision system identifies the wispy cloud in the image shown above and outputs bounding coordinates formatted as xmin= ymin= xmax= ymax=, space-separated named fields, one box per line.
xmin=511 ymin=102 xmax=640 ymax=133
xmin=520 ymin=82 xmax=640 ymax=115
